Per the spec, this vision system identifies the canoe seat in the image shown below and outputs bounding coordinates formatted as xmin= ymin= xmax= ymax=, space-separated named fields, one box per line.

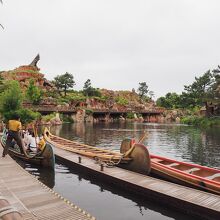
xmin=151 ymin=158 xmax=163 ymax=163
xmin=206 ymin=173 xmax=220 ymax=180
xmin=185 ymin=167 xmax=200 ymax=174
xmin=167 ymin=163 xmax=179 ymax=167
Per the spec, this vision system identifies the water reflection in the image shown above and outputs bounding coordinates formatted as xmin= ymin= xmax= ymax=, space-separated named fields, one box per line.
xmin=15 ymin=159 xmax=55 ymax=188
xmin=53 ymin=160 xmax=197 ymax=220
xmin=13 ymin=156 xmax=198 ymax=220
xmin=50 ymin=122 xmax=220 ymax=168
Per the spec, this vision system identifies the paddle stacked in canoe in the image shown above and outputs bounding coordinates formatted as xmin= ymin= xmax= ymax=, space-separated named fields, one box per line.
xmin=44 ymin=128 xmax=151 ymax=174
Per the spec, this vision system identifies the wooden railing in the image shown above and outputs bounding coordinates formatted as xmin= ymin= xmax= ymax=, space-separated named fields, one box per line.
xmin=22 ymin=103 xmax=164 ymax=114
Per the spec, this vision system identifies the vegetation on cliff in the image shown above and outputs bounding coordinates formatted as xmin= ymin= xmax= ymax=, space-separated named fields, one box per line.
xmin=0 ymin=62 xmax=157 ymax=123
xmin=156 ymin=69 xmax=219 ymax=109
xmin=180 ymin=116 xmax=220 ymax=127
xmin=1 ymin=56 xmax=219 ymax=126
xmin=0 ymin=80 xmax=40 ymax=124
xmin=156 ymin=67 xmax=220 ymax=126
xmin=26 ymin=79 xmax=44 ymax=105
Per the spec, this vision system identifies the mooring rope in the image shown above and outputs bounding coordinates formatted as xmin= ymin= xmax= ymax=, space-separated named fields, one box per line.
xmin=46 ymin=128 xmax=148 ymax=168
xmin=94 ymin=154 xmax=124 ymax=168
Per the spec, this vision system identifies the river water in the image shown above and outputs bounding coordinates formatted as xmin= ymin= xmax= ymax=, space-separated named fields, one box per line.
xmin=18 ymin=122 xmax=220 ymax=220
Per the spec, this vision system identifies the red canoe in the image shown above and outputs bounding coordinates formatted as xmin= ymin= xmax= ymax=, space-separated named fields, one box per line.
xmin=120 ymin=138 xmax=220 ymax=194
xmin=150 ymin=154 xmax=220 ymax=195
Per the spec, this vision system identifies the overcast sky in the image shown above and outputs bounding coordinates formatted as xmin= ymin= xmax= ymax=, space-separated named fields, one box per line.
xmin=1 ymin=0 xmax=220 ymax=98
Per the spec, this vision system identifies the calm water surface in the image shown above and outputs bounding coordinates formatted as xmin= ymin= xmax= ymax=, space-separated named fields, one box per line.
xmin=18 ymin=122 xmax=220 ymax=220
xmin=51 ymin=122 xmax=220 ymax=168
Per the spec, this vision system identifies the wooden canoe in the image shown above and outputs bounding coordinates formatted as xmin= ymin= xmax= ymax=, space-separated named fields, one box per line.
xmin=120 ymin=138 xmax=220 ymax=194
xmin=150 ymin=154 xmax=220 ymax=195
xmin=44 ymin=128 xmax=151 ymax=175
xmin=1 ymin=129 xmax=55 ymax=169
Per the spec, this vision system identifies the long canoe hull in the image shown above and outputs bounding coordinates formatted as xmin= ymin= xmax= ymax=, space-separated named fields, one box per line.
xmin=0 ymin=131 xmax=55 ymax=169
xmin=150 ymin=155 xmax=220 ymax=195
xmin=44 ymin=128 xmax=151 ymax=175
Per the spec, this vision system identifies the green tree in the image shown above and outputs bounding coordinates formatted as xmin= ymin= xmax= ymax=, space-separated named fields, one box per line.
xmin=156 ymin=92 xmax=181 ymax=109
xmin=183 ymin=70 xmax=215 ymax=106
xmin=83 ymin=79 xmax=101 ymax=97
xmin=53 ymin=72 xmax=75 ymax=96
xmin=0 ymin=80 xmax=41 ymax=123
xmin=26 ymin=79 xmax=43 ymax=105
xmin=157 ymin=70 xmax=219 ymax=109
xmin=0 ymin=81 xmax=23 ymax=120
xmin=0 ymin=81 xmax=23 ymax=112
xmin=212 ymin=66 xmax=220 ymax=98
xmin=17 ymin=108 xmax=41 ymax=126
xmin=138 ymin=82 xmax=149 ymax=98
xmin=0 ymin=73 xmax=5 ymax=93
xmin=83 ymin=79 xmax=92 ymax=96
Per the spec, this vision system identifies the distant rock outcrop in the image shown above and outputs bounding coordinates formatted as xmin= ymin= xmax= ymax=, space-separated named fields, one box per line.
xmin=29 ymin=54 xmax=40 ymax=67
xmin=1 ymin=54 xmax=55 ymax=91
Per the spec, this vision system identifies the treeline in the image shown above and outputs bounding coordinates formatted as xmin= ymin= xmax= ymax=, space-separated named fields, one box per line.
xmin=46 ymin=72 xmax=155 ymax=106
xmin=0 ymin=69 xmax=154 ymax=124
xmin=53 ymin=73 xmax=102 ymax=98
xmin=52 ymin=72 xmax=153 ymax=100
xmin=156 ymin=67 xmax=220 ymax=109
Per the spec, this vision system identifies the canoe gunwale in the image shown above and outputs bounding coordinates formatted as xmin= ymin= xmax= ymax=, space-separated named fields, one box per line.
xmin=0 ymin=129 xmax=55 ymax=168
xmin=151 ymin=155 xmax=220 ymax=186
xmin=151 ymin=155 xmax=220 ymax=195
xmin=151 ymin=154 xmax=220 ymax=172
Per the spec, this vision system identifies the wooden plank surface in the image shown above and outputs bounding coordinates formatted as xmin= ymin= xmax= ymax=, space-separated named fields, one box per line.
xmin=53 ymin=146 xmax=220 ymax=220
xmin=0 ymin=147 xmax=95 ymax=220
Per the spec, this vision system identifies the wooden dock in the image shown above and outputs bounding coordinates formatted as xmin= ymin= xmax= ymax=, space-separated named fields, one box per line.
xmin=53 ymin=146 xmax=220 ymax=220
xmin=0 ymin=147 xmax=95 ymax=220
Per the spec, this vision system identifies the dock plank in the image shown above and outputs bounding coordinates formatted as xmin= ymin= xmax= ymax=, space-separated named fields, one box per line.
xmin=0 ymin=146 xmax=95 ymax=220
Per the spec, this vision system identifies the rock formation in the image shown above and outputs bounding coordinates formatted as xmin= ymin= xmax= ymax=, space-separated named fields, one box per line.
xmin=1 ymin=54 xmax=55 ymax=91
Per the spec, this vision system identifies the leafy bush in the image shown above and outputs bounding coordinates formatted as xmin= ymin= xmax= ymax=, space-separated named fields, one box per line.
xmin=126 ymin=112 xmax=135 ymax=119
xmin=17 ymin=108 xmax=41 ymax=125
xmin=85 ymin=109 xmax=94 ymax=115
xmin=46 ymin=91 xmax=60 ymax=99
xmin=57 ymin=97 xmax=69 ymax=105
xmin=57 ymin=92 xmax=87 ymax=104
xmin=60 ymin=114 xmax=74 ymax=123
xmin=26 ymin=79 xmax=43 ymax=105
xmin=68 ymin=93 xmax=87 ymax=102
xmin=115 ymin=97 xmax=128 ymax=106
xmin=42 ymin=113 xmax=56 ymax=122
xmin=94 ymin=96 xmax=108 ymax=102
xmin=181 ymin=116 xmax=220 ymax=127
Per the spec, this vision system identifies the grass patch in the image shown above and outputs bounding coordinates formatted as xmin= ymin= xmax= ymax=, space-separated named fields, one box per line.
xmin=181 ymin=116 xmax=220 ymax=127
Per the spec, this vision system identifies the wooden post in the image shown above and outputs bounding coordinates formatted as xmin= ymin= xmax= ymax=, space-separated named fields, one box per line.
xmin=100 ymin=164 xmax=104 ymax=171
xmin=78 ymin=157 xmax=82 ymax=163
